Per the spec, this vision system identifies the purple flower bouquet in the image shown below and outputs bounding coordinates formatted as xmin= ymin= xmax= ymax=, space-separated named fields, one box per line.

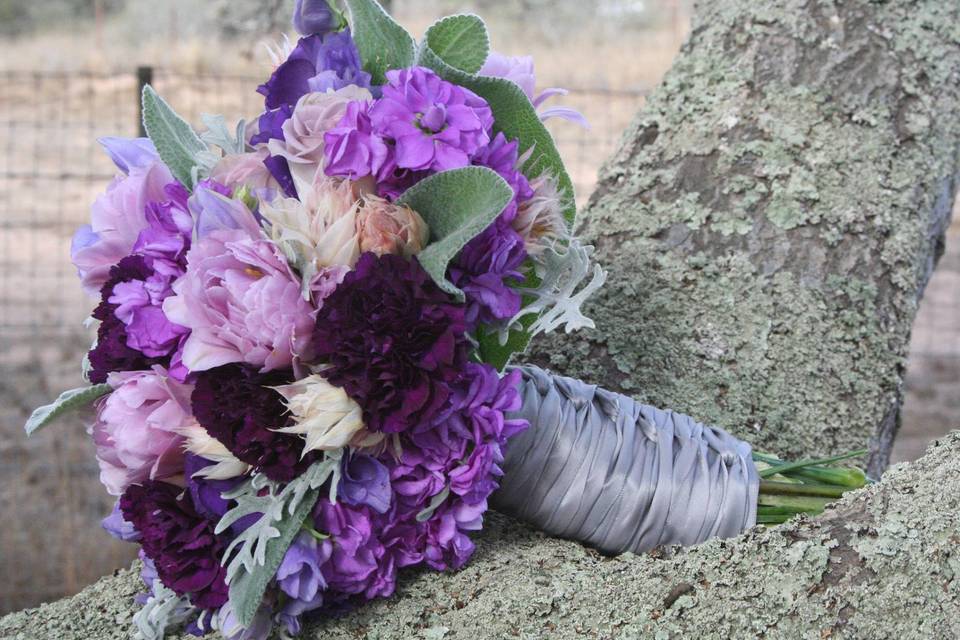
xmin=25 ymin=1 xmax=605 ymax=637
xmin=26 ymin=1 xmax=871 ymax=637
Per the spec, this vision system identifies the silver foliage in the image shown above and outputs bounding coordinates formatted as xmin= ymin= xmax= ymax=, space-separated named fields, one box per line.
xmin=132 ymin=581 xmax=195 ymax=640
xmin=502 ymin=240 xmax=606 ymax=344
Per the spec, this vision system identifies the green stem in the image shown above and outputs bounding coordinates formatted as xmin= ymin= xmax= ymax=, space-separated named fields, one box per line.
xmin=756 ymin=449 xmax=867 ymax=479
xmin=759 ymin=480 xmax=848 ymax=499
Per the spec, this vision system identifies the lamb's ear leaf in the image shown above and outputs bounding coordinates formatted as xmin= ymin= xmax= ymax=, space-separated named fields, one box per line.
xmin=397 ymin=166 xmax=513 ymax=300
xmin=141 ymin=85 xmax=206 ymax=190
xmin=24 ymin=384 xmax=112 ymax=436
xmin=343 ymin=0 xmax=416 ymax=85
xmin=419 ymin=22 xmax=576 ymax=228
xmin=417 ymin=13 xmax=490 ymax=74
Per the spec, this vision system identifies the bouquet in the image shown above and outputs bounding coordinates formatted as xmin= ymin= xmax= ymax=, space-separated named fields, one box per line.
xmin=24 ymin=1 xmax=867 ymax=638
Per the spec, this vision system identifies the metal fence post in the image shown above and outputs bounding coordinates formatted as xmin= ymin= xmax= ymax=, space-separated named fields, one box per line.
xmin=136 ymin=66 xmax=153 ymax=137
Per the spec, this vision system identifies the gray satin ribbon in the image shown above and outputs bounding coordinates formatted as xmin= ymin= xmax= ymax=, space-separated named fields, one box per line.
xmin=491 ymin=366 xmax=759 ymax=555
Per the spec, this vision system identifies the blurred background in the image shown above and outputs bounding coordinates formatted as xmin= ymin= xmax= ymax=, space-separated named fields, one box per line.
xmin=0 ymin=0 xmax=955 ymax=615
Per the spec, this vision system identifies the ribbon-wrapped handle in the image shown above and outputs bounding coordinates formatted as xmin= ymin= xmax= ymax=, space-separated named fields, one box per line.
xmin=491 ymin=366 xmax=759 ymax=554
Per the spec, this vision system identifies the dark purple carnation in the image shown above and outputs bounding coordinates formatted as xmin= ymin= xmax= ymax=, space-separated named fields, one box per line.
xmin=258 ymin=31 xmax=371 ymax=111
xmin=191 ymin=364 xmax=318 ymax=482
xmin=119 ymin=480 xmax=228 ymax=609
xmin=312 ymin=253 xmax=469 ymax=434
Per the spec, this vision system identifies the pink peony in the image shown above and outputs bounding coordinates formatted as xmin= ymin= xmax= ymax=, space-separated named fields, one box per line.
xmin=356 ymin=196 xmax=429 ymax=258
xmin=163 ymin=223 xmax=315 ymax=373
xmin=91 ymin=366 xmax=192 ymax=496
xmin=71 ymin=140 xmax=175 ymax=296
xmin=268 ymin=86 xmax=373 ymax=193
xmin=209 ymin=148 xmax=281 ymax=194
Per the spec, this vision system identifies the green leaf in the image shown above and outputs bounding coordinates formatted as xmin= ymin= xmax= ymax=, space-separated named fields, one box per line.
xmin=141 ymin=85 xmax=206 ymax=190
xmin=417 ymin=14 xmax=490 ymax=74
xmin=228 ymin=487 xmax=319 ymax=627
xmin=419 ymin=24 xmax=576 ymax=227
xmin=477 ymin=313 xmax=537 ymax=370
xmin=397 ymin=167 xmax=513 ymax=298
xmin=24 ymin=384 xmax=111 ymax=436
xmin=344 ymin=0 xmax=416 ymax=85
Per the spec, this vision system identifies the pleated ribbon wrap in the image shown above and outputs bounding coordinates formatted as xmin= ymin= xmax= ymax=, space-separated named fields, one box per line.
xmin=491 ymin=366 xmax=759 ymax=554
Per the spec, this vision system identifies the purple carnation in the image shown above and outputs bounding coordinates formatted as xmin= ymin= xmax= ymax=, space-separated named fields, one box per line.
xmin=322 ymin=100 xmax=392 ymax=182
xmin=313 ymin=499 xmax=395 ymax=600
xmin=190 ymin=364 xmax=318 ymax=482
xmin=258 ymin=31 xmax=371 ymax=111
xmin=312 ymin=252 xmax=469 ymax=434
xmin=119 ymin=480 xmax=229 ymax=609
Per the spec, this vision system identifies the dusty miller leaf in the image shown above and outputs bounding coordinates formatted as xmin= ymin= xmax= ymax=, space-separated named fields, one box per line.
xmin=24 ymin=384 xmax=111 ymax=436
xmin=216 ymin=454 xmax=341 ymax=627
xmin=343 ymin=0 xmax=415 ymax=85
xmin=141 ymin=85 xmax=207 ymax=190
xmin=397 ymin=167 xmax=513 ymax=299
xmin=132 ymin=581 xmax=195 ymax=640
xmin=417 ymin=14 xmax=490 ymax=74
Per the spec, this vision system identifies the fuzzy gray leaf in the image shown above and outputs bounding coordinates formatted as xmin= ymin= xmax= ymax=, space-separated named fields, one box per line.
xmin=24 ymin=384 xmax=111 ymax=436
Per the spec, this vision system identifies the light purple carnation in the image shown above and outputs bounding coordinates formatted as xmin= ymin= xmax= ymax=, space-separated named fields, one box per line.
xmin=91 ymin=366 xmax=192 ymax=496
xmin=163 ymin=220 xmax=315 ymax=374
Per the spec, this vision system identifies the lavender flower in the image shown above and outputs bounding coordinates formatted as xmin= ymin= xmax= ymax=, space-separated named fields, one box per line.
xmin=479 ymin=52 xmax=589 ymax=128
xmin=339 ymin=453 xmax=392 ymax=514
xmin=293 ymin=0 xmax=339 ymax=36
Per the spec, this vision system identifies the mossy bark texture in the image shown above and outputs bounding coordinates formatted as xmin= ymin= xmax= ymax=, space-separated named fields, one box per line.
xmin=528 ymin=0 xmax=960 ymax=478
xmin=5 ymin=0 xmax=960 ymax=637
xmin=3 ymin=432 xmax=959 ymax=639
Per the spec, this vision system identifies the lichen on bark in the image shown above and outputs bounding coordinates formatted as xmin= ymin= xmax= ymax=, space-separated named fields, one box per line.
xmin=527 ymin=0 xmax=960 ymax=477
xmin=3 ymin=432 xmax=959 ymax=639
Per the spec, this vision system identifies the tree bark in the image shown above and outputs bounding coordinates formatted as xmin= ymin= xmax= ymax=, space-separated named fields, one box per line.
xmin=3 ymin=432 xmax=958 ymax=639
xmin=528 ymin=0 xmax=960 ymax=478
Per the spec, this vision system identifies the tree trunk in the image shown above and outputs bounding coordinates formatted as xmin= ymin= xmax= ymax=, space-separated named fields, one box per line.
xmin=5 ymin=0 xmax=960 ymax=635
xmin=527 ymin=0 xmax=960 ymax=478
xmin=3 ymin=432 xmax=958 ymax=639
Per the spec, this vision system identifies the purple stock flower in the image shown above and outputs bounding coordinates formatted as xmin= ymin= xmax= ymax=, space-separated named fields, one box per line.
xmin=191 ymin=364 xmax=318 ymax=482
xmin=258 ymin=31 xmax=371 ymax=112
xmin=120 ymin=480 xmax=229 ymax=609
xmin=323 ymin=100 xmax=391 ymax=181
xmin=312 ymin=252 xmax=470 ymax=434
xmin=339 ymin=454 xmax=391 ymax=514
xmin=370 ymin=67 xmax=492 ymax=173
xmin=473 ymin=132 xmax=533 ymax=224
xmin=293 ymin=0 xmax=339 ymax=36
xmin=450 ymin=223 xmax=528 ymax=325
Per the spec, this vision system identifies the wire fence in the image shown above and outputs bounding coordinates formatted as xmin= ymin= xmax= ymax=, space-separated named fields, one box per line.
xmin=0 ymin=68 xmax=647 ymax=613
